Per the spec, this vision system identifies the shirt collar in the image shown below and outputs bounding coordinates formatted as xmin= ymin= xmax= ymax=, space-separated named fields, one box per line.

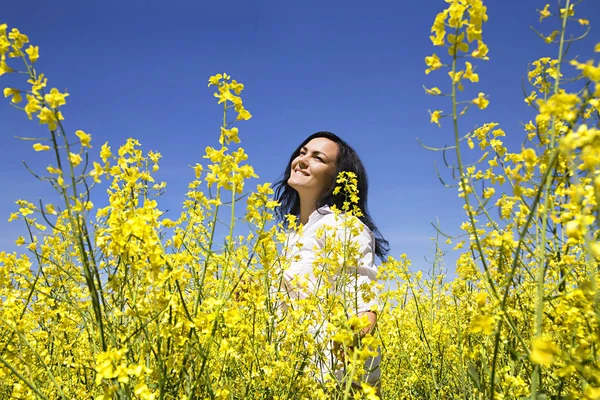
xmin=302 ymin=205 xmax=333 ymax=229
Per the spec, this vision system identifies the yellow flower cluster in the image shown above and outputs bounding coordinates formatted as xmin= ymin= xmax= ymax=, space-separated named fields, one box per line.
xmin=425 ymin=0 xmax=490 ymax=128
xmin=0 ymin=27 xmax=387 ymax=399
xmin=2 ymin=0 xmax=600 ymax=398
xmin=413 ymin=0 xmax=600 ymax=398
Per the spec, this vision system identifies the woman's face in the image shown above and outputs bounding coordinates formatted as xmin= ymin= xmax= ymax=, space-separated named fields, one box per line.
xmin=288 ymin=137 xmax=339 ymax=201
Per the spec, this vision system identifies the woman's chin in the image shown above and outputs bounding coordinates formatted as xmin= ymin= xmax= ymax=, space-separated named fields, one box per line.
xmin=288 ymin=176 xmax=306 ymax=189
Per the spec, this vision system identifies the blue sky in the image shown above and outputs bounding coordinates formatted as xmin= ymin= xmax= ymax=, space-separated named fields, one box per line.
xmin=1 ymin=0 xmax=598 ymax=274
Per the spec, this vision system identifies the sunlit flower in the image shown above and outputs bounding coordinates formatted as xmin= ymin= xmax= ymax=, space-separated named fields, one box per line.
xmin=530 ymin=338 xmax=558 ymax=366
xmin=25 ymin=45 xmax=39 ymax=62
xmin=429 ymin=109 xmax=443 ymax=126
xmin=539 ymin=4 xmax=551 ymax=22
xmin=472 ymin=92 xmax=489 ymax=109
xmin=69 ymin=152 xmax=82 ymax=166
xmin=44 ymin=88 xmax=69 ymax=109
xmin=3 ymin=87 xmax=22 ymax=103
xmin=75 ymin=130 xmax=92 ymax=147
xmin=425 ymin=53 xmax=443 ymax=74
xmin=33 ymin=142 xmax=50 ymax=151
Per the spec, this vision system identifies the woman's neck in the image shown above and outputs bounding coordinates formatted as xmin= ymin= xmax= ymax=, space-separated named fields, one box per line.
xmin=299 ymin=200 xmax=318 ymax=225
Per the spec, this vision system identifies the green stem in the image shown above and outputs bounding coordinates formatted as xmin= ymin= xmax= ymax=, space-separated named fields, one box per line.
xmin=0 ymin=317 xmax=67 ymax=399
xmin=0 ymin=355 xmax=50 ymax=400
xmin=22 ymin=53 xmax=107 ymax=352
xmin=217 ymin=181 xmax=237 ymax=298
xmin=531 ymin=2 xmax=569 ymax=398
xmin=449 ymin=29 xmax=497 ymax=396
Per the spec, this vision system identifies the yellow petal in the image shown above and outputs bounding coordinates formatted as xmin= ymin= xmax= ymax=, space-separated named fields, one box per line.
xmin=33 ymin=143 xmax=50 ymax=151
xmin=530 ymin=337 xmax=558 ymax=366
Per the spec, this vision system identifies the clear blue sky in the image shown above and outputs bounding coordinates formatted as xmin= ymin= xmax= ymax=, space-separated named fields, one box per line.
xmin=1 ymin=0 xmax=598 ymax=274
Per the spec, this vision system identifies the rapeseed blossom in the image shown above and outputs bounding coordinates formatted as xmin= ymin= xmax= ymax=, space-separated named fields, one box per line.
xmin=1 ymin=0 xmax=600 ymax=398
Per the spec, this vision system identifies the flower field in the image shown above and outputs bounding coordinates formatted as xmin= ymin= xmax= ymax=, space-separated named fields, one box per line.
xmin=1 ymin=0 xmax=600 ymax=398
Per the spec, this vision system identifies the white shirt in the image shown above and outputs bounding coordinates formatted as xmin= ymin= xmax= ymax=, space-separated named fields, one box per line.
xmin=282 ymin=205 xmax=379 ymax=314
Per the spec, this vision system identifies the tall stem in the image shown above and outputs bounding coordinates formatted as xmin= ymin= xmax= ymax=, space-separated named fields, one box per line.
xmin=531 ymin=1 xmax=570 ymax=397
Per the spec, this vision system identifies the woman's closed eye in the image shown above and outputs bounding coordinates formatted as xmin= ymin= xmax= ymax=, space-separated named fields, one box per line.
xmin=298 ymin=150 xmax=323 ymax=162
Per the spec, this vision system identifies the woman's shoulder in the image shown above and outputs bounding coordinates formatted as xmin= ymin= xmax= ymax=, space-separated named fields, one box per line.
xmin=317 ymin=206 xmax=374 ymax=237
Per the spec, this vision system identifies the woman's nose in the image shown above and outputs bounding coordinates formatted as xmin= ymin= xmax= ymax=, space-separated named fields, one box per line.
xmin=297 ymin=155 xmax=308 ymax=168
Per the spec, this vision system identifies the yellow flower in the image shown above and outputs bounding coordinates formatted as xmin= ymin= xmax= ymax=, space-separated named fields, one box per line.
xmin=425 ymin=53 xmax=442 ymax=74
xmin=220 ymin=127 xmax=240 ymax=145
xmin=230 ymin=79 xmax=244 ymax=94
xmin=475 ymin=292 xmax=487 ymax=308
xmin=525 ymin=90 xmax=537 ymax=106
xmin=466 ymin=23 xmax=482 ymax=43
xmin=360 ymin=382 xmax=380 ymax=400
xmin=46 ymin=165 xmax=61 ymax=174
xmin=208 ymin=73 xmax=223 ymax=86
xmin=18 ymin=203 xmax=34 ymax=216
xmin=214 ymin=88 xmax=236 ymax=105
xmin=45 ymin=204 xmax=57 ymax=215
xmin=25 ymin=45 xmax=39 ymax=63
xmin=578 ymin=18 xmax=590 ymax=26
xmin=33 ymin=143 xmax=50 ymax=151
xmin=570 ymin=60 xmax=600 ymax=83
xmin=75 ymin=130 xmax=92 ymax=147
xmin=24 ymin=94 xmax=41 ymax=119
xmin=38 ymin=107 xmax=59 ymax=130
xmin=3 ymin=87 xmax=22 ymax=103
xmin=545 ymin=30 xmax=559 ymax=44
xmin=100 ymin=142 xmax=112 ymax=162
xmin=0 ymin=58 xmax=14 ymax=76
xmin=134 ymin=382 xmax=156 ymax=399
xmin=69 ymin=152 xmax=82 ymax=167
xmin=483 ymin=187 xmax=495 ymax=199
xmin=464 ymin=62 xmax=479 ymax=83
xmin=539 ymin=4 xmax=551 ymax=22
xmin=429 ymin=110 xmax=442 ymax=127
xmin=15 ymin=236 xmax=25 ymax=246
xmin=193 ymin=163 xmax=203 ymax=179
xmin=530 ymin=337 xmax=558 ymax=366
xmin=28 ymin=73 xmax=47 ymax=96
xmin=591 ymin=242 xmax=600 ymax=259
xmin=472 ymin=92 xmax=489 ymax=109
xmin=447 ymin=32 xmax=469 ymax=55
xmin=44 ymin=88 xmax=69 ymax=109
xmin=472 ymin=40 xmax=489 ymax=59
xmin=470 ymin=315 xmax=495 ymax=334
xmin=583 ymin=387 xmax=600 ymax=400
xmin=445 ymin=70 xmax=464 ymax=91
xmin=447 ymin=2 xmax=466 ymax=28
xmin=424 ymin=86 xmax=441 ymax=95
xmin=90 ymin=162 xmax=104 ymax=183
xmin=236 ymin=108 xmax=252 ymax=120
xmin=430 ymin=10 xmax=447 ymax=46
xmin=559 ymin=4 xmax=574 ymax=18
xmin=8 ymin=28 xmax=29 ymax=50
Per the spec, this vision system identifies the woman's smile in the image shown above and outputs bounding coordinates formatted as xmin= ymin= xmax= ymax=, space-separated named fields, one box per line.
xmin=288 ymin=137 xmax=339 ymax=201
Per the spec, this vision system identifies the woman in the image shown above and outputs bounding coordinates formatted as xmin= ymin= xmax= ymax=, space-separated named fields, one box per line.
xmin=273 ymin=131 xmax=389 ymax=390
